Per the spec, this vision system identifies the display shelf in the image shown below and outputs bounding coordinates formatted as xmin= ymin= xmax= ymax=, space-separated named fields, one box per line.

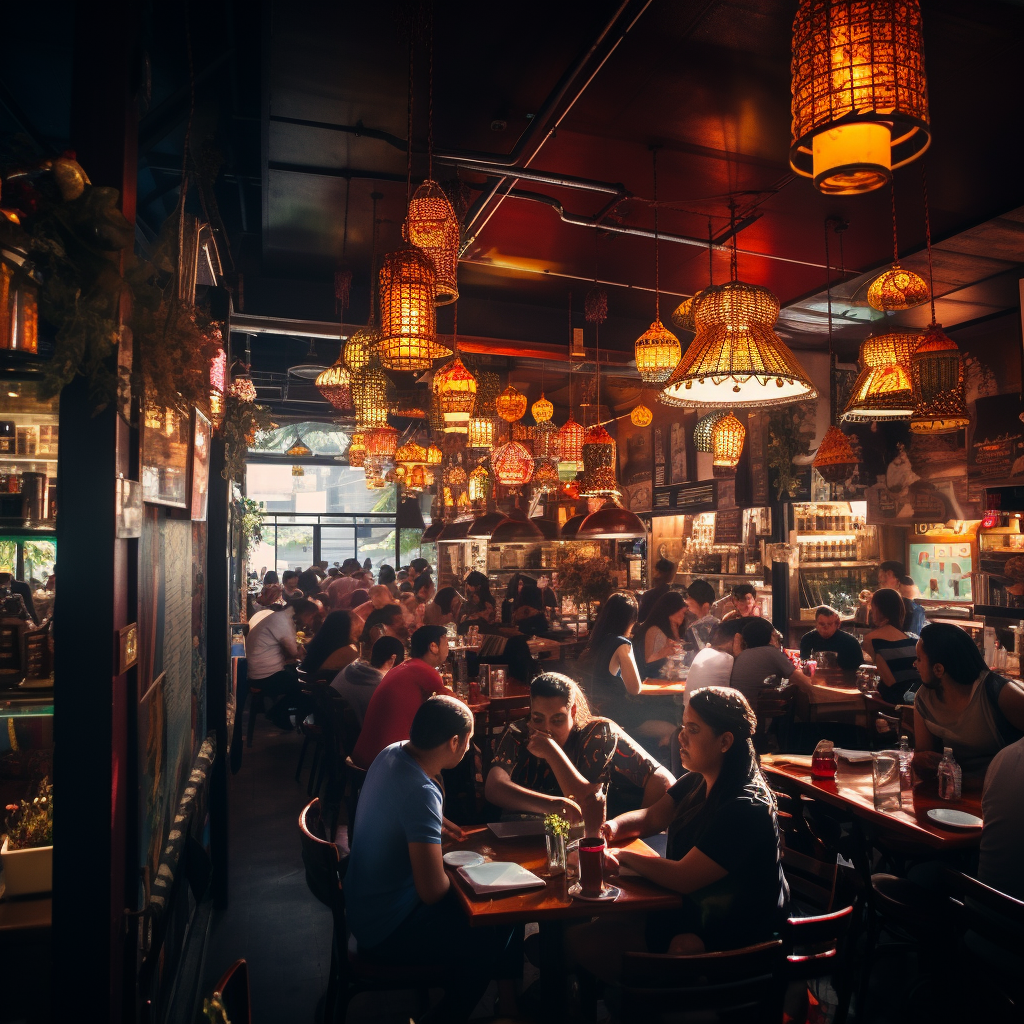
xmin=0 ymin=519 xmax=55 ymax=534
xmin=974 ymin=604 xmax=1024 ymax=620
xmin=798 ymin=561 xmax=878 ymax=569
xmin=678 ymin=572 xmax=765 ymax=582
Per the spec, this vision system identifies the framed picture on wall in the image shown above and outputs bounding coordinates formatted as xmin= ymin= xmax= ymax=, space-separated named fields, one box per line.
xmin=191 ymin=408 xmax=212 ymax=521
xmin=142 ymin=399 xmax=190 ymax=508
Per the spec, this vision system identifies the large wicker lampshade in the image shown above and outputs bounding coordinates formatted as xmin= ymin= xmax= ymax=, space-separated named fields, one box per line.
xmin=842 ymin=332 xmax=918 ymax=422
xmin=347 ymin=432 xmax=366 ymax=468
xmin=534 ymin=420 xmax=560 ymax=462
xmin=378 ymin=248 xmax=450 ymax=370
xmin=365 ymin=425 xmax=399 ymax=460
xmin=343 ymin=324 xmax=379 ymax=373
xmin=467 ymin=415 xmax=495 ymax=450
xmin=813 ymin=424 xmax=860 ymax=483
xmin=693 ymin=412 xmax=725 ymax=452
xmin=910 ymin=324 xmax=969 ymax=434
xmin=867 ymin=263 xmax=930 ymax=312
xmin=491 ymin=440 xmax=534 ymax=489
xmin=432 ymin=356 xmax=477 ymax=433
xmin=315 ymin=357 xmax=353 ymax=413
xmin=711 ymin=412 xmax=746 ymax=469
xmin=580 ymin=424 xmax=620 ymax=498
xmin=532 ymin=459 xmax=560 ymax=493
xmin=790 ymin=0 xmax=931 ymax=195
xmin=635 ymin=319 xmax=681 ymax=383
xmin=351 ymin=366 xmax=392 ymax=429
xmin=404 ymin=180 xmax=459 ymax=305
xmin=531 ymin=393 xmax=554 ymax=423
xmin=662 ymin=281 xmax=817 ymax=408
xmin=557 ymin=415 xmax=586 ymax=471
xmin=631 ymin=403 xmax=653 ymax=427
xmin=496 ymin=385 xmax=528 ymax=423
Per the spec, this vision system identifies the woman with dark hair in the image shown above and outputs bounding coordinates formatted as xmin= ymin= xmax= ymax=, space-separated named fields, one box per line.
xmin=423 ymin=586 xmax=463 ymax=627
xmin=633 ymin=591 xmax=687 ymax=680
xmin=567 ymin=687 xmax=787 ymax=975
xmin=301 ymin=610 xmax=360 ymax=677
xmin=378 ymin=563 xmax=399 ymax=598
xmin=296 ymin=568 xmax=321 ymax=598
xmin=459 ymin=570 xmax=496 ymax=629
xmin=913 ymin=622 xmax=1024 ymax=775
xmin=862 ymin=587 xmax=921 ymax=704
xmin=513 ymin=577 xmax=548 ymax=636
xmin=262 ymin=570 xmax=280 ymax=586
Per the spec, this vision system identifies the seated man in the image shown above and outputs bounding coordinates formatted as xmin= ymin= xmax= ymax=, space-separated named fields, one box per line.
xmin=682 ymin=620 xmax=744 ymax=707
xmin=730 ymin=617 xmax=813 ymax=706
xmin=331 ymin=635 xmax=406 ymax=726
xmin=350 ymin=626 xmax=454 ymax=769
xmin=682 ymin=579 xmax=720 ymax=661
xmin=799 ymin=605 xmax=863 ymax=670
xmin=484 ymin=672 xmax=674 ymax=821
xmin=720 ymin=582 xmax=760 ymax=622
xmin=345 ymin=696 xmax=520 ymax=1023
xmin=899 ymin=575 xmax=928 ymax=637
xmin=360 ymin=602 xmax=409 ymax=654
xmin=281 ymin=569 xmax=303 ymax=599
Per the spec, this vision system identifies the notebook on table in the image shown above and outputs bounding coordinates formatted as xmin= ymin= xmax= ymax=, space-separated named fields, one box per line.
xmin=457 ymin=861 xmax=547 ymax=896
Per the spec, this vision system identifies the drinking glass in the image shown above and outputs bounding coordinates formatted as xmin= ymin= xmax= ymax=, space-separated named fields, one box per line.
xmin=490 ymin=667 xmax=506 ymax=698
xmin=544 ymin=830 xmax=566 ymax=876
xmin=578 ymin=837 xmax=605 ymax=897
xmin=872 ymin=750 xmax=902 ymax=812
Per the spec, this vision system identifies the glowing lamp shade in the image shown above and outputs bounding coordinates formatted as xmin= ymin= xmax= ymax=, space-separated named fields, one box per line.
xmin=315 ymin=358 xmax=353 ymax=413
xmin=580 ymin=425 xmax=620 ymax=499
xmin=427 ymin=444 xmax=442 ymax=465
xmin=432 ymin=356 xmax=477 ymax=433
xmin=867 ymin=262 xmax=930 ymax=312
xmin=389 ymin=390 xmax=428 ymax=419
xmin=634 ymin=319 xmax=681 ymax=383
xmin=343 ymin=324 xmax=379 ymax=373
xmin=576 ymin=499 xmax=648 ymax=541
xmin=347 ymin=432 xmax=366 ymax=468
xmin=365 ymin=425 xmax=399 ymax=460
xmin=395 ymin=440 xmax=427 ymax=465
xmin=467 ymin=415 xmax=495 ymax=450
xmin=491 ymin=440 xmax=534 ymax=489
xmin=557 ymin=415 xmax=586 ymax=470
xmin=496 ymin=385 xmax=528 ymax=423
xmin=403 ymin=180 xmax=459 ymax=305
xmin=693 ymin=412 xmax=725 ymax=452
xmin=842 ymin=332 xmax=918 ymax=422
xmin=534 ymin=420 xmax=560 ymax=462
xmin=209 ymin=347 xmax=227 ymax=427
xmin=711 ymin=412 xmax=746 ymax=469
xmin=813 ymin=425 xmax=860 ymax=483
xmin=670 ymin=293 xmax=698 ymax=334
xmin=532 ymin=459 xmax=560 ymax=493
xmin=630 ymin=403 xmax=653 ymax=427
xmin=910 ymin=324 xmax=970 ymax=434
xmin=531 ymin=393 xmax=554 ymax=423
xmin=351 ymin=366 xmax=392 ymax=429
xmin=378 ymin=248 xmax=449 ymax=370
xmin=661 ymin=281 xmax=817 ymax=409
xmin=468 ymin=464 xmax=491 ymax=503
xmin=790 ymin=0 xmax=930 ymax=195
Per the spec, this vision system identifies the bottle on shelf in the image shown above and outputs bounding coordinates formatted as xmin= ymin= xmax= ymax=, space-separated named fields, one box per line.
xmin=937 ymin=747 xmax=962 ymax=801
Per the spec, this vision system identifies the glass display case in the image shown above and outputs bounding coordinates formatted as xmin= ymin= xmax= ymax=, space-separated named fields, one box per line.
xmin=975 ymin=511 xmax=1024 ymax=614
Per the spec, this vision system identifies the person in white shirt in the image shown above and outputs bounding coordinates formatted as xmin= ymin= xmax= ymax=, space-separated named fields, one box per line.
xmin=979 ymin=735 xmax=1024 ymax=900
xmin=682 ymin=620 xmax=745 ymax=708
xmin=245 ymin=598 xmax=320 ymax=728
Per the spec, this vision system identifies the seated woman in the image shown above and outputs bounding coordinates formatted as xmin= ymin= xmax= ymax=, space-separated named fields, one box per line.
xmin=300 ymin=610 xmax=360 ymax=679
xmin=512 ymin=577 xmax=548 ymax=636
xmin=484 ymin=673 xmax=673 ymax=821
xmin=633 ymin=591 xmax=686 ymax=680
xmin=423 ymin=586 xmax=462 ymax=627
xmin=458 ymin=570 xmax=496 ymax=631
xmin=566 ymin=687 xmax=788 ymax=978
xmin=862 ymin=588 xmax=922 ymax=705
xmin=585 ymin=593 xmax=678 ymax=749
xmin=360 ymin=603 xmax=409 ymax=656
xmin=913 ymin=621 xmax=1024 ymax=776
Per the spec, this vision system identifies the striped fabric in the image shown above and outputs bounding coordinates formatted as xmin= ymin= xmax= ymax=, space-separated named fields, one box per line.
xmin=872 ymin=635 xmax=921 ymax=704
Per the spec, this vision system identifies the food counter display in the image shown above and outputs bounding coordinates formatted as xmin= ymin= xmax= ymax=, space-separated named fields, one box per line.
xmin=974 ymin=511 xmax=1024 ymax=616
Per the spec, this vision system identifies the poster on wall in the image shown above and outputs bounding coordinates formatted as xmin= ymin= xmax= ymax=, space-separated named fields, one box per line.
xmin=142 ymin=401 xmax=190 ymax=507
xmin=969 ymin=393 xmax=1024 ymax=485
xmin=616 ymin=414 xmax=654 ymax=512
xmin=191 ymin=408 xmax=212 ymax=521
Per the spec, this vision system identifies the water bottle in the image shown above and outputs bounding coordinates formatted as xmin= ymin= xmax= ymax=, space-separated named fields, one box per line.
xmin=897 ymin=735 xmax=912 ymax=791
xmin=937 ymin=746 xmax=962 ymax=801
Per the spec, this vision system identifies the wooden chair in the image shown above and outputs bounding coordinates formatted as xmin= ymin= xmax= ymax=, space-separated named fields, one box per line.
xmin=297 ymin=798 xmax=435 ymax=1023
xmin=343 ymin=757 xmax=367 ymax=844
xmin=619 ymin=940 xmax=784 ymax=1023
xmin=783 ymin=906 xmax=854 ymax=1024
xmin=205 ymin=959 xmax=251 ymax=1024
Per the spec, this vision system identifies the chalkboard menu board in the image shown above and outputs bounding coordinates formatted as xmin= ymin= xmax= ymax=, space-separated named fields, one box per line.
xmin=714 ymin=507 xmax=743 ymax=544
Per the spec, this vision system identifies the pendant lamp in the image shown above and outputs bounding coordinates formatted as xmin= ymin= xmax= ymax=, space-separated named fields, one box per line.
xmin=534 ymin=420 xmax=560 ymax=463
xmin=426 ymin=444 xmax=442 ymax=465
xmin=404 ymin=180 xmax=459 ymax=305
xmin=671 ymin=290 xmax=708 ymax=334
xmin=576 ymin=498 xmax=648 ymax=540
xmin=910 ymin=324 xmax=969 ymax=434
xmin=662 ymin=280 xmax=817 ymax=408
xmin=468 ymin=510 xmax=508 ymax=538
xmin=343 ymin=324 xmax=379 ymax=373
xmin=365 ymin=425 xmax=399 ymax=460
xmin=790 ymin=0 xmax=931 ymax=194
xmin=467 ymin=415 xmax=495 ymax=450
xmin=491 ymin=440 xmax=534 ymax=489
xmin=351 ymin=365 xmax=392 ymax=429
xmin=432 ymin=355 xmax=477 ymax=433
xmin=395 ymin=440 xmax=427 ymax=466
xmin=490 ymin=508 xmax=545 ymax=543
xmin=532 ymin=393 xmax=554 ymax=423
xmin=532 ymin=459 xmax=560 ymax=493
xmin=580 ymin=425 xmax=620 ymax=498
xmin=496 ymin=385 xmax=527 ymax=423
xmin=842 ymin=332 xmax=919 ymax=422
xmin=468 ymin=463 xmax=491 ymax=503
xmin=559 ymin=511 xmax=587 ymax=539
xmin=867 ymin=263 xmax=930 ymax=312
xmin=347 ymin=432 xmax=366 ymax=467
xmin=693 ymin=412 xmax=725 ymax=452
xmin=315 ymin=357 xmax=353 ymax=413
xmin=631 ymin=403 xmax=653 ymax=428
xmin=378 ymin=248 xmax=449 ymax=370
xmin=558 ymin=415 xmax=585 ymax=471
xmin=711 ymin=412 xmax=746 ymax=469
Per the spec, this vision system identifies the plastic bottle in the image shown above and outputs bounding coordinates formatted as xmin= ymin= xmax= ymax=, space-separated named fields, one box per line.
xmin=937 ymin=746 xmax=962 ymax=801
xmin=897 ymin=735 xmax=912 ymax=770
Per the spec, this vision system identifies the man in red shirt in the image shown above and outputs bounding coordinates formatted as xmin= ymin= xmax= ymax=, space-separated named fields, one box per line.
xmin=351 ymin=625 xmax=454 ymax=769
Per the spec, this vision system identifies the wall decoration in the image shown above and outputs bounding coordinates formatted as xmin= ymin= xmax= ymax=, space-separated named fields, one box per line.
xmin=191 ymin=409 xmax=212 ymax=521
xmin=115 ymin=477 xmax=143 ymax=538
xmin=142 ymin=401 xmax=190 ymax=507
xmin=616 ymin=414 xmax=653 ymax=513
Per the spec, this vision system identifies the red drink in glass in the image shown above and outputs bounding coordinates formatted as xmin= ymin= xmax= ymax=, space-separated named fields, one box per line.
xmin=578 ymin=837 xmax=605 ymax=897
xmin=811 ymin=739 xmax=837 ymax=779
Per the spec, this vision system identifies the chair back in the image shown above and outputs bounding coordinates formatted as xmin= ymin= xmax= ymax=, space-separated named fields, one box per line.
xmin=783 ymin=905 xmax=853 ymax=981
xmin=329 ymin=692 xmax=362 ymax=756
xmin=298 ymin=798 xmax=344 ymax=913
xmin=781 ymin=845 xmax=839 ymax=913
xmin=940 ymin=866 xmax=1024 ymax=955
xmin=208 ymin=959 xmax=251 ymax=1024
xmin=620 ymin=940 xmax=783 ymax=1022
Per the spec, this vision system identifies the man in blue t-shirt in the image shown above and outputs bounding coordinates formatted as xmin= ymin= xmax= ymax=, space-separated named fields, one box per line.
xmin=345 ymin=695 xmax=519 ymax=1021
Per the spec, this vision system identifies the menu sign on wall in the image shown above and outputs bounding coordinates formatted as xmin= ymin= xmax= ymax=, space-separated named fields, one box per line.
xmin=714 ymin=507 xmax=743 ymax=545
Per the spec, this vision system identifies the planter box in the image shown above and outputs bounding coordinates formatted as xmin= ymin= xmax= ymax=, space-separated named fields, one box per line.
xmin=1 ymin=837 xmax=52 ymax=897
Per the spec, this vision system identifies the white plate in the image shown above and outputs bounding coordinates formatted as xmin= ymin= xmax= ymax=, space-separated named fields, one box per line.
xmin=443 ymin=850 xmax=485 ymax=867
xmin=926 ymin=808 xmax=983 ymax=829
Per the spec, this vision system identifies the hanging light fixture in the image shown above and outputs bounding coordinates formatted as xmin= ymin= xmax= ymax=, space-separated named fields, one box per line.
xmin=790 ymin=0 xmax=931 ymax=195
xmin=490 ymin=507 xmax=545 ymax=542
xmin=711 ymin=412 xmax=746 ymax=470
xmin=467 ymin=414 xmax=495 ymax=450
xmin=351 ymin=365 xmax=392 ymax=429
xmin=532 ymin=392 xmax=553 ymax=424
xmin=468 ymin=463 xmax=491 ymax=504
xmin=693 ymin=412 xmax=725 ymax=452
xmin=534 ymin=420 xmax=560 ymax=463
xmin=496 ymin=384 xmax=527 ymax=423
xmin=315 ymin=357 xmax=353 ymax=413
xmin=347 ymin=432 xmax=366 ymax=467
xmin=378 ymin=248 xmax=449 ymax=370
xmin=344 ymin=325 xmax=379 ymax=373
xmin=395 ymin=440 xmax=427 ymax=466
xmin=631 ymin=403 xmax=653 ymax=428
xmin=868 ymin=185 xmax=930 ymax=312
xmin=576 ymin=498 xmax=648 ymax=540
xmin=432 ymin=354 xmax=477 ymax=433
xmin=558 ymin=414 xmax=585 ymax=471
xmin=491 ymin=440 xmax=534 ymax=489
xmin=842 ymin=332 xmax=919 ymax=422
xmin=532 ymin=459 xmax=560 ymax=493
xmin=365 ymin=425 xmax=399 ymax=460
xmin=580 ymin=425 xmax=620 ymax=498
xmin=404 ymin=181 xmax=459 ymax=305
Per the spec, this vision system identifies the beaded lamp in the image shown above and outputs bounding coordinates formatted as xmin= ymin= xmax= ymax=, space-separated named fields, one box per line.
xmin=511 ymin=423 xmax=536 ymax=450
xmin=532 ymin=459 xmax=560 ymax=494
xmin=580 ymin=425 xmax=620 ymax=498
xmin=432 ymin=356 xmax=477 ymax=433
xmin=343 ymin=324 xmax=379 ymax=373
xmin=790 ymin=0 xmax=930 ymax=194
xmin=630 ymin=403 xmax=653 ymax=427
xmin=661 ymin=280 xmax=817 ymax=408
xmin=351 ymin=365 xmax=392 ymax=429
xmin=557 ymin=415 xmax=586 ymax=472
xmin=474 ymin=371 xmax=501 ymax=408
xmin=407 ymin=465 xmax=426 ymax=490
xmin=693 ymin=412 xmax=725 ymax=452
xmin=635 ymin=319 xmax=681 ymax=383
xmin=315 ymin=358 xmax=353 ymax=413
xmin=534 ymin=420 xmax=560 ymax=463
xmin=531 ymin=393 xmax=554 ymax=423
xmin=378 ymin=248 xmax=449 ymax=370
xmin=467 ymin=415 xmax=495 ymax=450
xmin=468 ymin=463 xmax=491 ymax=504
xmin=403 ymin=180 xmax=459 ymax=305
xmin=347 ymin=432 xmax=366 ymax=468
xmin=670 ymin=290 xmax=707 ymax=334
xmin=867 ymin=263 xmax=930 ymax=312
xmin=426 ymin=444 xmax=442 ymax=465
xmin=496 ymin=385 xmax=528 ymax=423
xmin=395 ymin=440 xmax=427 ymax=466
xmin=365 ymin=425 xmax=399 ymax=460
xmin=910 ymin=324 xmax=970 ymax=434
xmin=841 ymin=332 xmax=919 ymax=422
xmin=491 ymin=441 xmax=534 ymax=489
xmin=711 ymin=412 xmax=746 ymax=469
xmin=813 ymin=425 xmax=859 ymax=483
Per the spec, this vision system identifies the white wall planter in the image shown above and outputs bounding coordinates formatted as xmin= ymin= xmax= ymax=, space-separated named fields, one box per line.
xmin=1 ymin=838 xmax=53 ymax=897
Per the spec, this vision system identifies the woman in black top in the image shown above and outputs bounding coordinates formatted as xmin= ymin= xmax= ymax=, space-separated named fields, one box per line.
xmin=513 ymin=577 xmax=548 ymax=636
xmin=459 ymin=570 xmax=496 ymax=631
xmin=633 ymin=591 xmax=686 ymax=680
xmin=566 ymin=687 xmax=788 ymax=977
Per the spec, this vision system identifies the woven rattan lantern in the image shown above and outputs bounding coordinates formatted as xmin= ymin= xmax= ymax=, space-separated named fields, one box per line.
xmin=910 ymin=324 xmax=969 ymax=434
xmin=378 ymin=248 xmax=449 ymax=370
xmin=404 ymin=180 xmax=459 ymax=305
xmin=532 ymin=459 xmax=560 ymax=494
xmin=468 ymin=463 xmax=491 ymax=504
xmin=790 ymin=0 xmax=931 ymax=195
xmin=671 ymin=290 xmax=707 ymax=334
xmin=558 ymin=415 xmax=586 ymax=471
xmin=467 ymin=414 xmax=495 ymax=450
xmin=347 ymin=432 xmax=366 ymax=468
xmin=395 ymin=440 xmax=427 ymax=466
xmin=842 ymin=332 xmax=919 ymax=422
xmin=635 ymin=319 xmax=681 ymax=383
xmin=343 ymin=324 xmax=379 ymax=373
xmin=534 ymin=420 xmax=560 ymax=463
xmin=867 ymin=263 xmax=930 ymax=312
xmin=351 ymin=366 xmax=392 ymax=429
xmin=580 ymin=425 xmax=620 ymax=499
xmin=491 ymin=441 xmax=534 ymax=489
xmin=426 ymin=444 xmax=442 ymax=465
xmin=532 ymin=393 xmax=554 ymax=423
xmin=365 ymin=425 xmax=399 ymax=460
xmin=662 ymin=281 xmax=817 ymax=409
xmin=711 ymin=412 xmax=746 ymax=470
xmin=432 ymin=356 xmax=477 ymax=433
xmin=315 ymin=357 xmax=353 ymax=412
xmin=496 ymin=385 xmax=527 ymax=423
xmin=813 ymin=425 xmax=860 ymax=483
xmin=407 ymin=465 xmax=427 ymax=490
xmin=693 ymin=412 xmax=726 ymax=452
xmin=631 ymin=403 xmax=653 ymax=427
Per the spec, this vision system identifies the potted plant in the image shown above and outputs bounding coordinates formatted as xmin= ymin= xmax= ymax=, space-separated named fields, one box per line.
xmin=2 ymin=777 xmax=53 ymax=897
xmin=556 ymin=548 xmax=615 ymax=627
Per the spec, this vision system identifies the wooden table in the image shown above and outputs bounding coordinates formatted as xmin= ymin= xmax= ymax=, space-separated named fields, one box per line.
xmin=639 ymin=680 xmax=686 ymax=696
xmin=762 ymin=755 xmax=982 ymax=851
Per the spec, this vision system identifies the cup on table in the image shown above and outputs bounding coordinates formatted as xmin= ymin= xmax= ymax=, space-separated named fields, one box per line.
xmin=811 ymin=650 xmax=838 ymax=671
xmin=872 ymin=750 xmax=902 ymax=812
xmin=490 ymin=667 xmax=506 ymax=698
xmin=478 ymin=663 xmax=490 ymax=695
xmin=578 ymin=836 xmax=606 ymax=897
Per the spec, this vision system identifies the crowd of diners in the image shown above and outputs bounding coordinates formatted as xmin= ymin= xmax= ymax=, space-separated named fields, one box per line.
xmin=242 ymin=554 xmax=1024 ymax=1021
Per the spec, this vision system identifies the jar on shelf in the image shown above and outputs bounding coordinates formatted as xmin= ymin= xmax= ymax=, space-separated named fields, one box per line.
xmin=0 ymin=249 xmax=39 ymax=354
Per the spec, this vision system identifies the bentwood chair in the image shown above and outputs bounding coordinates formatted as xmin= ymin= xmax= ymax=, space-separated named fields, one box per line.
xmin=205 ymin=959 xmax=251 ymax=1024
xmin=783 ymin=906 xmax=854 ymax=1024
xmin=298 ymin=798 xmax=437 ymax=1023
